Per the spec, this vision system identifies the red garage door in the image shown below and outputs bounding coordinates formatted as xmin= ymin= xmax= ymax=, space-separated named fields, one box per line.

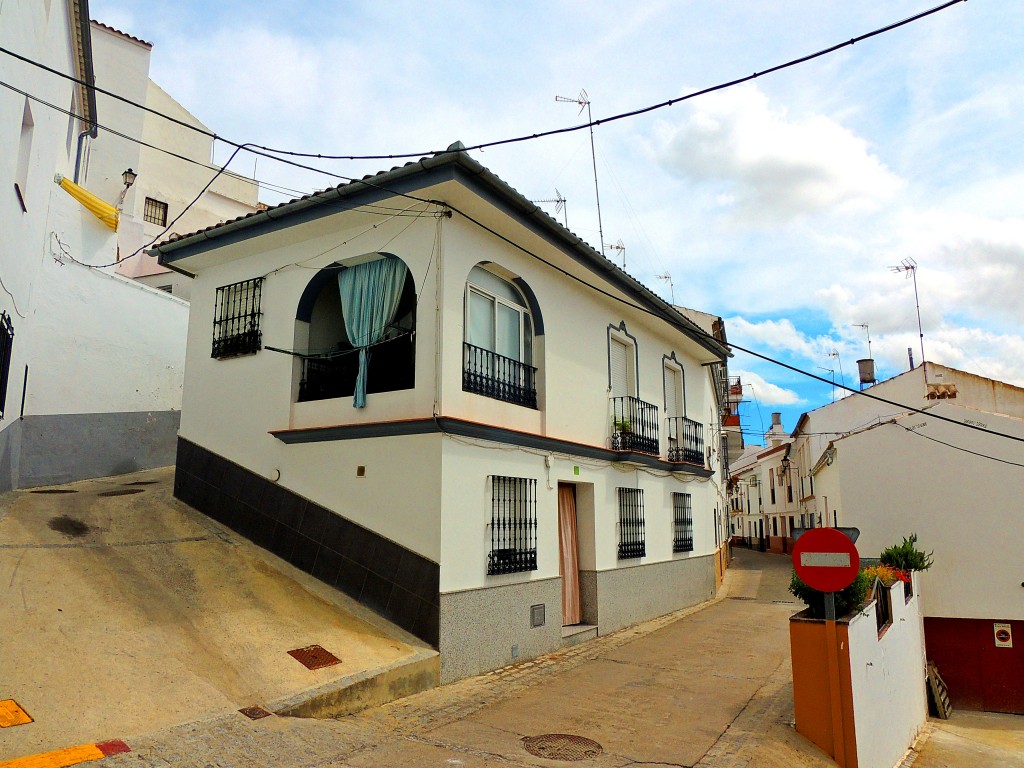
xmin=925 ymin=617 xmax=1024 ymax=714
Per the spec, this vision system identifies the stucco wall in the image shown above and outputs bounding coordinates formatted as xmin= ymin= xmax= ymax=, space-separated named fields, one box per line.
xmin=580 ymin=554 xmax=716 ymax=635
xmin=439 ymin=578 xmax=562 ymax=683
xmin=847 ymin=577 xmax=928 ymax=768
xmin=834 ymin=403 xmax=1024 ymax=621
xmin=439 ymin=438 xmax=720 ymax=594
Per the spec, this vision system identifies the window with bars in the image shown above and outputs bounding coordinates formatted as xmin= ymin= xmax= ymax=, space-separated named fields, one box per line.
xmin=143 ymin=197 xmax=168 ymax=226
xmin=0 ymin=311 xmax=14 ymax=418
xmin=486 ymin=476 xmax=537 ymax=575
xmin=617 ymin=487 xmax=646 ymax=559
xmin=212 ymin=278 xmax=263 ymax=359
xmin=672 ymin=492 xmax=693 ymax=553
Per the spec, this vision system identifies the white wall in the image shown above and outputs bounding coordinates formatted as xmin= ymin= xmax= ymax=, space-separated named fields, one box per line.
xmin=439 ymin=437 xmax=719 ymax=593
xmin=0 ymin=0 xmax=84 ymax=433
xmin=834 ymin=403 xmax=1024 ymax=621
xmin=847 ymin=577 xmax=928 ymax=768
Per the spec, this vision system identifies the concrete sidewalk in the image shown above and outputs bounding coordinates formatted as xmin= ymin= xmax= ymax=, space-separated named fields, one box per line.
xmin=0 ymin=468 xmax=434 ymax=762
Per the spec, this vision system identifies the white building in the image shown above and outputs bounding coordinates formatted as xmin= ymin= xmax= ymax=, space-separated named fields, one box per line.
xmin=82 ymin=21 xmax=259 ymax=300
xmin=790 ymin=362 xmax=1024 ymax=714
xmin=153 ymin=145 xmax=733 ymax=682
xmin=0 ymin=0 xmax=195 ymax=491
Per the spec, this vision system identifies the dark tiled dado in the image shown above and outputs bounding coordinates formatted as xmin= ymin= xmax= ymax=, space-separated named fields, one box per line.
xmin=174 ymin=437 xmax=439 ymax=645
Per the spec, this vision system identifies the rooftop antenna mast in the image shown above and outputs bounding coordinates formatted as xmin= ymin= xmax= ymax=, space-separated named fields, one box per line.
xmin=827 ymin=349 xmax=846 ymax=392
xmin=556 ymin=89 xmax=605 ymax=256
xmin=889 ymin=257 xmax=926 ymax=379
xmin=818 ymin=366 xmax=837 ymax=403
xmin=852 ymin=323 xmax=872 ymax=359
xmin=655 ymin=272 xmax=675 ymax=304
xmin=531 ymin=189 xmax=568 ymax=228
xmin=605 ymin=239 xmax=625 ymax=269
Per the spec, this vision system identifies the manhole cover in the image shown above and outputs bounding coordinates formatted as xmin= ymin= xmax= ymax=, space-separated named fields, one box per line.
xmin=29 ymin=489 xmax=77 ymax=494
xmin=287 ymin=645 xmax=341 ymax=670
xmin=522 ymin=734 xmax=603 ymax=761
xmin=124 ymin=481 xmax=158 ymax=486
xmin=98 ymin=488 xmax=144 ymax=497
xmin=238 ymin=706 xmax=273 ymax=720
xmin=48 ymin=516 xmax=91 ymax=537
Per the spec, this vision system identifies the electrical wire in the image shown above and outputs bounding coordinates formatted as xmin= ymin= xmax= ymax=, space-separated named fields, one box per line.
xmin=435 ymin=200 xmax=1024 ymax=447
xmin=0 ymin=273 xmax=27 ymax=318
xmin=6 ymin=1 xmax=1010 ymax=451
xmin=890 ymin=422 xmax=1024 ymax=470
xmin=0 ymin=0 xmax=966 ymax=163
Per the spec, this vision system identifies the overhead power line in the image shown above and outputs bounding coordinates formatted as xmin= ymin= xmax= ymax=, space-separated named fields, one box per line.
xmin=0 ymin=0 xmax=966 ymax=163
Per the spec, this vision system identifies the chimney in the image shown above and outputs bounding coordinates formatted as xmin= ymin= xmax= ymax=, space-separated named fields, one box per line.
xmin=767 ymin=412 xmax=786 ymax=447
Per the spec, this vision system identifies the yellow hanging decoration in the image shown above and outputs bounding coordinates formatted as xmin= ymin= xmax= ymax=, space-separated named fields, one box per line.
xmin=54 ymin=174 xmax=119 ymax=232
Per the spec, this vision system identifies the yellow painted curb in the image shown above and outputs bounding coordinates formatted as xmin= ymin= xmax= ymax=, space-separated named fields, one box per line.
xmin=0 ymin=740 xmax=129 ymax=768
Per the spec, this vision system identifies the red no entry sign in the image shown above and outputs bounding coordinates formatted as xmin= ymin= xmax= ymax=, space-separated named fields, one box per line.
xmin=792 ymin=528 xmax=860 ymax=592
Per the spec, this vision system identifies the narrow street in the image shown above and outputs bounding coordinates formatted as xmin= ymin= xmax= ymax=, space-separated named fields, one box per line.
xmin=80 ymin=547 xmax=832 ymax=768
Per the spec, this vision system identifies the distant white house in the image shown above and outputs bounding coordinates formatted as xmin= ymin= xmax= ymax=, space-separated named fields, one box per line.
xmin=83 ymin=21 xmax=259 ymax=300
xmin=0 ymin=2 xmax=250 ymax=490
xmin=152 ymin=144 xmax=734 ymax=682
xmin=790 ymin=362 xmax=1024 ymax=715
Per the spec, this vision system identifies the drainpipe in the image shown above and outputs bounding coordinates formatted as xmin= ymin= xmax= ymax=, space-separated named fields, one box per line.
xmin=73 ymin=129 xmax=92 ymax=183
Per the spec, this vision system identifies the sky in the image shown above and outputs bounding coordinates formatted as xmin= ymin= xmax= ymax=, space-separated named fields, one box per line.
xmin=88 ymin=0 xmax=1024 ymax=442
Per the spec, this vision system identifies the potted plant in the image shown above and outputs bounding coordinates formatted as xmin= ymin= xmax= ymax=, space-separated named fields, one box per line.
xmin=879 ymin=533 xmax=933 ymax=600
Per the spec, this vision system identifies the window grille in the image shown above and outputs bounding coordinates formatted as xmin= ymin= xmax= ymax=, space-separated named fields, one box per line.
xmin=0 ymin=312 xmax=13 ymax=418
xmin=487 ymin=476 xmax=537 ymax=575
xmin=673 ymin=492 xmax=693 ymax=553
xmin=212 ymin=277 xmax=263 ymax=359
xmin=143 ymin=197 xmax=168 ymax=226
xmin=617 ymin=487 xmax=646 ymax=559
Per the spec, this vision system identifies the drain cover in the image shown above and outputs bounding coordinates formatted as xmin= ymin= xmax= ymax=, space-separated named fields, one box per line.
xmin=238 ymin=706 xmax=273 ymax=720
xmin=287 ymin=644 xmax=341 ymax=670
xmin=98 ymin=488 xmax=144 ymax=497
xmin=522 ymin=734 xmax=603 ymax=761
xmin=125 ymin=480 xmax=159 ymax=486
xmin=29 ymin=489 xmax=78 ymax=494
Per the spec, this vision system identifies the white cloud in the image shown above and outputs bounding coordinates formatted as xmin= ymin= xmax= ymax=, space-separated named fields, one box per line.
xmin=656 ymin=86 xmax=903 ymax=224
xmin=733 ymin=370 xmax=803 ymax=406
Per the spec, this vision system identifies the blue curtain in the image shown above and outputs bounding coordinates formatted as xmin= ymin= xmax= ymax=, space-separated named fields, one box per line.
xmin=338 ymin=255 xmax=409 ymax=408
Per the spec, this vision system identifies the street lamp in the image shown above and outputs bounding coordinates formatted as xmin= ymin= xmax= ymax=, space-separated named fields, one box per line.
xmin=116 ymin=168 xmax=137 ymax=208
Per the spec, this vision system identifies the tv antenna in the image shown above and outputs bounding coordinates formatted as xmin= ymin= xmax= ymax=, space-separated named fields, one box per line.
xmin=655 ymin=272 xmax=675 ymax=304
xmin=827 ymin=349 xmax=846 ymax=392
xmin=556 ymin=89 xmax=605 ymax=255
xmin=852 ymin=323 xmax=872 ymax=359
xmin=818 ymin=366 xmax=837 ymax=402
xmin=889 ymin=257 xmax=925 ymax=375
xmin=605 ymin=239 xmax=625 ymax=269
xmin=531 ymin=189 xmax=568 ymax=228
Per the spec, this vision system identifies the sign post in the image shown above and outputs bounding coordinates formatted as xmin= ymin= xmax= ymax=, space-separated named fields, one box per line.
xmin=792 ymin=528 xmax=861 ymax=768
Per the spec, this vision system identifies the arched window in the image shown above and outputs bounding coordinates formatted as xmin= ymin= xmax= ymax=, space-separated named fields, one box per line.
xmin=463 ymin=264 xmax=537 ymax=408
xmin=295 ymin=254 xmax=416 ymax=405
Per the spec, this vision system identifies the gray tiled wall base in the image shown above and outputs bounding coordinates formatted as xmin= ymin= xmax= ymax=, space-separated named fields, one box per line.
xmin=580 ymin=554 xmax=717 ymax=635
xmin=173 ymin=437 xmax=440 ymax=645
xmin=438 ymin=577 xmax=562 ymax=684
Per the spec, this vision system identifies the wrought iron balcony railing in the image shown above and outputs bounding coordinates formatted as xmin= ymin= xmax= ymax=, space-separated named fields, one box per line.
xmin=666 ymin=416 xmax=705 ymax=465
xmin=463 ymin=342 xmax=538 ymax=408
xmin=610 ymin=396 xmax=660 ymax=455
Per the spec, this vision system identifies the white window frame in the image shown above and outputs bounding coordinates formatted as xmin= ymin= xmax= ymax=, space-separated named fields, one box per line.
xmin=465 ymin=275 xmax=531 ymax=365
xmin=608 ymin=327 xmax=637 ymax=398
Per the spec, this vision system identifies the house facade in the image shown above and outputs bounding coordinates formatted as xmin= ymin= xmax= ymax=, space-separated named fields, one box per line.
xmin=154 ymin=146 xmax=732 ymax=682
xmin=0 ymin=0 xmax=194 ymax=491
xmin=790 ymin=363 xmax=1024 ymax=714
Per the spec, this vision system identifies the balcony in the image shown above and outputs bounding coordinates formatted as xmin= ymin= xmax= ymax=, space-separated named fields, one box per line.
xmin=610 ymin=396 xmax=660 ymax=455
xmin=666 ymin=416 xmax=704 ymax=465
xmin=463 ymin=342 xmax=538 ymax=408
